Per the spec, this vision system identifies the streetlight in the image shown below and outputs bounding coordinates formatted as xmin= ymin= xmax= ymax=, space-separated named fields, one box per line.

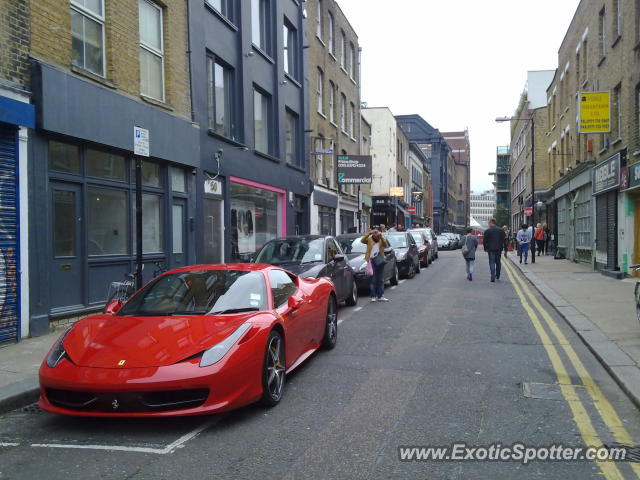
xmin=495 ymin=114 xmax=536 ymax=263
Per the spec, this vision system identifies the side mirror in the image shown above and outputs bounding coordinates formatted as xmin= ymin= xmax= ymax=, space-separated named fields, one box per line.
xmin=288 ymin=295 xmax=303 ymax=311
xmin=104 ymin=299 xmax=123 ymax=315
xmin=332 ymin=253 xmax=345 ymax=263
xmin=384 ymin=247 xmax=393 ymax=254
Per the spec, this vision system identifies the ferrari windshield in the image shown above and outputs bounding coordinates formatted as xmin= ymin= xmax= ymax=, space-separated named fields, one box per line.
xmin=256 ymin=238 xmax=325 ymax=264
xmin=385 ymin=233 xmax=407 ymax=248
xmin=337 ymin=236 xmax=367 ymax=254
xmin=118 ymin=270 xmax=268 ymax=316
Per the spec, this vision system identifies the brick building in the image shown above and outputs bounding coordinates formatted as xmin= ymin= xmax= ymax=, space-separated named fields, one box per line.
xmin=0 ymin=0 xmax=35 ymax=343
xmin=28 ymin=0 xmax=199 ymax=333
xmin=307 ymin=0 xmax=362 ymax=235
xmin=442 ymin=129 xmax=471 ymax=230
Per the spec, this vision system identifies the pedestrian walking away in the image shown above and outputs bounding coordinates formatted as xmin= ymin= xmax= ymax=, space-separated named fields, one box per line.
xmin=483 ymin=218 xmax=506 ymax=282
xmin=516 ymin=224 xmax=531 ymax=264
xmin=460 ymin=227 xmax=479 ymax=281
xmin=361 ymin=229 xmax=390 ymax=302
xmin=534 ymin=223 xmax=545 ymax=255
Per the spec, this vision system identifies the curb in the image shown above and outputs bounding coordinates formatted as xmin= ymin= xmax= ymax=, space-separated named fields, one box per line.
xmin=508 ymin=256 xmax=640 ymax=410
xmin=0 ymin=378 xmax=39 ymax=415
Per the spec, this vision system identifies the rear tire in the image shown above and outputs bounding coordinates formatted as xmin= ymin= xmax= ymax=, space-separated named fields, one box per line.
xmin=322 ymin=295 xmax=338 ymax=350
xmin=415 ymin=260 xmax=421 ymax=274
xmin=345 ymin=279 xmax=358 ymax=306
xmin=260 ymin=330 xmax=285 ymax=407
xmin=390 ymin=265 xmax=399 ymax=286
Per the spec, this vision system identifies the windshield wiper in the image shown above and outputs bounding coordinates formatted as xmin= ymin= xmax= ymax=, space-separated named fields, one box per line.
xmin=210 ymin=307 xmax=260 ymax=315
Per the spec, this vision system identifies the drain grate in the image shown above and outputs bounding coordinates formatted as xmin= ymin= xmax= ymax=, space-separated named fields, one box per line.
xmin=604 ymin=443 xmax=640 ymax=463
xmin=21 ymin=403 xmax=42 ymax=414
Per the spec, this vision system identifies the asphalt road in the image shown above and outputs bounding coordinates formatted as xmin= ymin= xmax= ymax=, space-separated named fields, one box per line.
xmin=2 ymin=251 xmax=640 ymax=479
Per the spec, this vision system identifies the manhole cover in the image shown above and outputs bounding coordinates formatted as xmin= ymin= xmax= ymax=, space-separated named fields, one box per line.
xmin=522 ymin=382 xmax=586 ymax=401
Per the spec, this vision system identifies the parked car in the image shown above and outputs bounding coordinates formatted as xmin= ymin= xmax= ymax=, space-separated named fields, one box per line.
xmin=254 ymin=235 xmax=358 ymax=306
xmin=336 ymin=234 xmax=399 ymax=292
xmin=408 ymin=230 xmax=431 ymax=267
xmin=442 ymin=232 xmax=460 ymax=249
xmin=411 ymin=227 xmax=438 ymax=260
xmin=384 ymin=232 xmax=420 ymax=278
xmin=437 ymin=234 xmax=453 ymax=250
xmin=40 ymin=264 xmax=338 ymax=416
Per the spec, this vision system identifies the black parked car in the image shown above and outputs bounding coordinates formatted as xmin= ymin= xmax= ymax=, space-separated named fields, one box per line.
xmin=384 ymin=232 xmax=421 ymax=278
xmin=254 ymin=235 xmax=358 ymax=306
xmin=336 ymin=234 xmax=399 ymax=292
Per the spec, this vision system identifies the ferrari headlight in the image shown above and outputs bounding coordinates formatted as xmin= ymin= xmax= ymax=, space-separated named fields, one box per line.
xmin=200 ymin=323 xmax=252 ymax=367
xmin=46 ymin=327 xmax=72 ymax=368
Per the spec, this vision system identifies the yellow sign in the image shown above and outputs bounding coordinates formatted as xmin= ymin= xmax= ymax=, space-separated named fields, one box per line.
xmin=579 ymin=92 xmax=610 ymax=133
xmin=389 ymin=187 xmax=404 ymax=197
xmin=118 ymin=360 xmax=126 ymax=366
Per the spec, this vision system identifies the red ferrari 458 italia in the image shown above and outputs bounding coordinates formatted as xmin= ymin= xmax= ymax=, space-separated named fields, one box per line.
xmin=39 ymin=264 xmax=338 ymax=417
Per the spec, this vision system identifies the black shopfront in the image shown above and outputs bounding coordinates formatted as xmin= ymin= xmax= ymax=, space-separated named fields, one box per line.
xmin=29 ymin=62 xmax=199 ymax=333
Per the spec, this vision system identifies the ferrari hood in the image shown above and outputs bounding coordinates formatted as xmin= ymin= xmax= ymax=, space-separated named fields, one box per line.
xmin=63 ymin=313 xmax=257 ymax=368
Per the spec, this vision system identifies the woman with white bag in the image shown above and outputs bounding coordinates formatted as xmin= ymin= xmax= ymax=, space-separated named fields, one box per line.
xmin=361 ymin=229 xmax=389 ymax=302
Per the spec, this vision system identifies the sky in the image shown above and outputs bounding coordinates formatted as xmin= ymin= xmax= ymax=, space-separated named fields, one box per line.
xmin=335 ymin=0 xmax=581 ymax=192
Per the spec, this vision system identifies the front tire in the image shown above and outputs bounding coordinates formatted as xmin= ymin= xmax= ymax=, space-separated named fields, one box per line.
xmin=322 ymin=295 xmax=338 ymax=350
xmin=260 ymin=330 xmax=286 ymax=407
xmin=415 ymin=259 xmax=421 ymax=274
xmin=345 ymin=279 xmax=358 ymax=306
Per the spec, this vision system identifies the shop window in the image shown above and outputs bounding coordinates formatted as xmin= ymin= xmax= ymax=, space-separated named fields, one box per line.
xmin=87 ymin=149 xmax=126 ymax=182
xmin=230 ymin=182 xmax=280 ymax=262
xmin=49 ymin=141 xmax=81 ymax=174
xmin=88 ymin=187 xmax=128 ymax=256
xmin=53 ymin=190 xmax=76 ymax=257
xmin=70 ymin=0 xmax=105 ymax=76
xmin=133 ymin=193 xmax=164 ymax=254
xmin=170 ymin=167 xmax=186 ymax=192
xmin=142 ymin=160 xmax=162 ymax=187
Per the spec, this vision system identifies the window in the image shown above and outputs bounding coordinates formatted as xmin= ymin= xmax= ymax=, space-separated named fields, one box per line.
xmin=314 ymin=138 xmax=324 ymax=184
xmin=133 ymin=193 xmax=164 ymax=254
xmin=285 ymin=110 xmax=298 ymax=166
xmin=254 ymin=88 xmax=271 ymax=154
xmin=349 ymin=43 xmax=355 ymax=78
xmin=70 ymin=0 xmax=105 ymax=76
xmin=139 ymin=0 xmax=164 ymax=101
xmin=349 ymin=102 xmax=355 ymax=137
xmin=350 ymin=43 xmax=357 ymax=81
xmin=582 ymin=40 xmax=588 ymax=83
xmin=88 ymin=187 xmax=127 ymax=256
xmin=328 ymin=82 xmax=335 ymax=123
xmin=207 ymin=56 xmax=234 ymax=138
xmin=269 ymin=270 xmax=297 ymax=307
xmin=316 ymin=68 xmax=324 ymax=114
xmin=251 ymin=0 xmax=271 ymax=53
xmin=340 ymin=31 xmax=346 ymax=69
xmin=171 ymin=167 xmax=186 ymax=192
xmin=328 ymin=12 xmax=335 ymax=56
xmin=49 ymin=141 xmax=81 ymax=174
xmin=636 ymin=84 xmax=640 ymax=151
xmin=141 ymin=160 xmax=162 ymax=187
xmin=283 ymin=21 xmax=298 ymax=79
xmin=598 ymin=7 xmax=606 ymax=59
xmin=316 ymin=0 xmax=323 ymax=40
xmin=340 ymin=94 xmax=346 ymax=131
xmin=53 ymin=190 xmax=76 ymax=257
xmin=613 ymin=0 xmax=621 ymax=39
xmin=205 ymin=0 xmax=234 ymax=22
xmin=612 ymin=83 xmax=621 ymax=139
xmin=87 ymin=149 xmax=126 ymax=181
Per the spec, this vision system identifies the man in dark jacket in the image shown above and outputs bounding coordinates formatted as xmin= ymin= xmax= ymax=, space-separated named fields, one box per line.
xmin=483 ymin=218 xmax=506 ymax=282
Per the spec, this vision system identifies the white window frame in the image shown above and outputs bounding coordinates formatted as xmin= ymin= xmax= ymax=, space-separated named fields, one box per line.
xmin=139 ymin=0 xmax=165 ymax=102
xmin=340 ymin=31 xmax=346 ymax=69
xmin=316 ymin=68 xmax=324 ymax=115
xmin=316 ymin=0 xmax=323 ymax=40
xmin=328 ymin=82 xmax=335 ymax=123
xmin=328 ymin=12 xmax=335 ymax=56
xmin=70 ymin=0 xmax=106 ymax=77
xmin=340 ymin=94 xmax=346 ymax=132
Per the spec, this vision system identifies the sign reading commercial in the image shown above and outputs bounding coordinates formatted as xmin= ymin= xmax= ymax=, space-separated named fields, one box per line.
xmin=336 ymin=155 xmax=372 ymax=184
xmin=592 ymin=152 xmax=620 ymax=195
xmin=579 ymin=92 xmax=610 ymax=133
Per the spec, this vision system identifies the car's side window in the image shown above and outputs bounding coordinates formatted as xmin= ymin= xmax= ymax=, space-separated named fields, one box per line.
xmin=268 ymin=269 xmax=297 ymax=308
xmin=326 ymin=239 xmax=339 ymax=262
xmin=408 ymin=235 xmax=416 ymax=246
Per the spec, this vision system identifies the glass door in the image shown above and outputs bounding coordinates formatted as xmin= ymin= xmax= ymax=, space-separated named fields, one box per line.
xmin=172 ymin=199 xmax=187 ymax=268
xmin=204 ymin=198 xmax=223 ymax=264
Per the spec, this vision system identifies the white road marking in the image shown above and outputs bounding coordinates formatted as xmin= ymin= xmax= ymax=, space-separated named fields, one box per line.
xmin=354 ymin=306 xmax=362 ymax=312
xmin=30 ymin=417 xmax=220 ymax=455
xmin=390 ymin=286 xmax=397 ymax=290
xmin=337 ymin=319 xmax=344 ymax=325
xmin=398 ymin=280 xmax=406 ymax=284
xmin=0 ymin=442 xmax=20 ymax=447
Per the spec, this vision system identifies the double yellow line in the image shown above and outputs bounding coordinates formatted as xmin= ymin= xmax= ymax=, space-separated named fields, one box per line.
xmin=503 ymin=260 xmax=639 ymax=480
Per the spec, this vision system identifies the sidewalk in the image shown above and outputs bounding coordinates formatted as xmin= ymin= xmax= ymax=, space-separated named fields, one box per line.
xmin=508 ymin=251 xmax=640 ymax=408
xmin=0 ymin=329 xmax=60 ymax=413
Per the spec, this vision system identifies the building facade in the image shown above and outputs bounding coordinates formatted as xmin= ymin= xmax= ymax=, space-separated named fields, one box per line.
xmin=539 ymin=0 xmax=640 ymax=274
xmin=396 ymin=114 xmax=451 ymax=233
xmin=307 ymin=0 xmax=361 ymax=235
xmin=0 ymin=0 xmax=35 ymax=343
xmin=492 ymin=146 xmax=511 ymax=227
xmin=470 ymin=190 xmax=496 ymax=229
xmin=442 ymin=130 xmax=471 ymax=231
xmin=28 ymin=0 xmax=200 ymax=333
xmin=189 ymin=0 xmax=310 ymax=265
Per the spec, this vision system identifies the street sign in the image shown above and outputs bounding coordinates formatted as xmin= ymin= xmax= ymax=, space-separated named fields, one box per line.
xmin=134 ymin=126 xmax=150 ymax=157
xmin=524 ymin=206 xmax=533 ymax=216
xmin=337 ymin=155 xmax=372 ymax=184
xmin=389 ymin=187 xmax=404 ymax=197
xmin=408 ymin=206 xmax=416 ymax=214
xmin=579 ymin=92 xmax=610 ymax=133
xmin=592 ymin=152 xmax=620 ymax=195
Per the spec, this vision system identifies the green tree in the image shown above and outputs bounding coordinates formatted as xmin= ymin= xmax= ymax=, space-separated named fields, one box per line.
xmin=493 ymin=205 xmax=510 ymax=228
